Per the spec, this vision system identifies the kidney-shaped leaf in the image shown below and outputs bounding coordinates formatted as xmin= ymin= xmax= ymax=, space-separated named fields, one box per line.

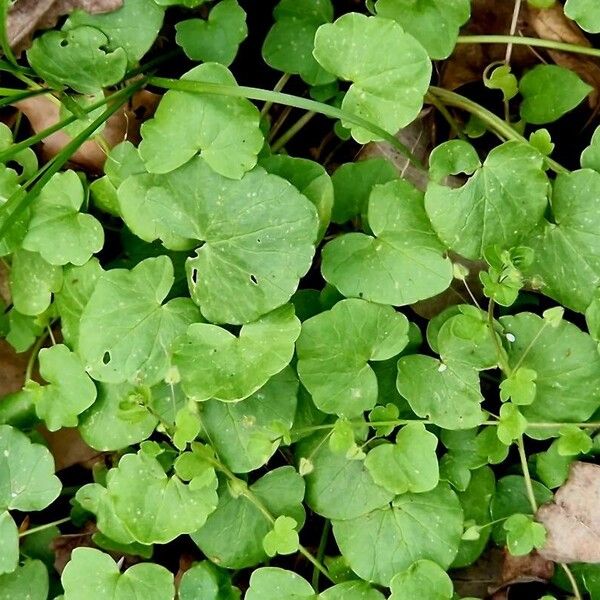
xmin=118 ymin=157 xmax=318 ymax=324
xmin=322 ymin=179 xmax=453 ymax=305
xmin=139 ymin=63 xmax=264 ymax=178
xmin=79 ymin=256 xmax=199 ymax=385
xmin=313 ymin=13 xmax=431 ymax=143
xmin=389 ymin=559 xmax=454 ymax=600
xmin=297 ymin=299 xmax=409 ymax=416
xmin=425 ymin=141 xmax=549 ymax=260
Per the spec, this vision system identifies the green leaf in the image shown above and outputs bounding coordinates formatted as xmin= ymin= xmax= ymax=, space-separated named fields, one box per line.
xmin=319 ymin=582 xmax=385 ymax=600
xmin=322 ymin=179 xmax=453 ymax=306
xmin=0 ymin=560 xmax=48 ymax=600
xmin=313 ymin=13 xmax=432 ymax=143
xmin=389 ymin=559 xmax=454 ymax=600
xmin=79 ymin=256 xmax=199 ymax=385
xmin=175 ymin=0 xmax=247 ymax=66
xmin=503 ymin=513 xmax=547 ymax=556
xmin=534 ymin=440 xmax=573 ymax=489
xmin=581 ymin=126 xmax=600 ymax=172
xmin=330 ymin=157 xmax=397 ymax=224
xmin=364 ymin=423 xmax=439 ymax=494
xmin=332 ymin=483 xmax=463 ymax=586
xmin=500 ymin=367 xmax=537 ymax=406
xmin=396 ymin=355 xmax=485 ymax=429
xmin=519 ymin=65 xmax=592 ymax=124
xmin=529 ymin=128 xmax=555 ymax=156
xmin=557 ymin=425 xmax=593 ymax=456
xmin=260 ymin=154 xmax=333 ymax=241
xmin=497 ymin=403 xmax=527 ymax=445
xmin=58 ymin=92 xmax=106 ymax=138
xmin=79 ymin=383 xmax=158 ymax=451
xmin=173 ymin=304 xmax=299 ymax=402
xmin=453 ymin=466 xmax=495 ymax=568
xmin=198 ymin=367 xmax=297 ymax=473
xmin=565 ymin=0 xmax=600 ymax=33
xmin=263 ymin=515 xmax=299 ymax=557
xmin=66 ymin=0 xmax=164 ymax=63
xmin=192 ymin=466 xmax=305 ymax=569
xmin=0 ymin=511 xmax=18 ymax=574
xmin=425 ymin=141 xmax=549 ymax=260
xmin=118 ymin=157 xmax=318 ymax=324
xmin=0 ymin=425 xmax=61 ymax=511
xmin=9 ymin=250 xmax=63 ymax=316
xmin=77 ymin=449 xmax=217 ymax=544
xmin=262 ymin=0 xmax=334 ymax=86
xmin=54 ymin=258 xmax=104 ymax=349
xmin=297 ymin=432 xmax=394 ymax=520
xmin=25 ymin=344 xmax=97 ymax=431
xmin=375 ymin=0 xmax=470 ymax=59
xmin=22 ymin=171 xmax=103 ymax=266
xmin=297 ymin=299 xmax=409 ymax=416
xmin=525 ymin=170 xmax=600 ymax=312
xmin=139 ymin=63 xmax=264 ymax=178
xmin=429 ymin=140 xmax=481 ymax=183
xmin=62 ymin=548 xmax=174 ymax=600
xmin=484 ymin=64 xmax=519 ymax=102
xmin=501 ymin=312 xmax=600 ymax=427
xmin=179 ymin=561 xmax=240 ymax=600
xmin=0 ymin=167 xmax=27 ymax=257
xmin=173 ymin=405 xmax=201 ymax=451
xmin=5 ymin=308 xmax=44 ymax=353
xmin=27 ymin=26 xmax=127 ymax=93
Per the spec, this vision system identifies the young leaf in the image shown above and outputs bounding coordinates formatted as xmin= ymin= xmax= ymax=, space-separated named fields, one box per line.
xmin=564 ymin=0 xmax=600 ymax=33
xmin=139 ymin=63 xmax=264 ymax=178
xmin=24 ymin=344 xmax=96 ymax=431
xmin=396 ymin=355 xmax=485 ymax=429
xmin=364 ymin=423 xmax=439 ymax=494
xmin=262 ymin=515 xmax=299 ymax=557
xmin=9 ymin=250 xmax=63 ymax=316
xmin=525 ymin=170 xmax=600 ymax=312
xmin=66 ymin=0 xmax=165 ymax=63
xmin=296 ymin=299 xmax=409 ymax=416
xmin=428 ymin=139 xmax=481 ymax=182
xmin=375 ymin=0 xmax=470 ymax=59
xmin=118 ymin=158 xmax=318 ymax=324
xmin=77 ymin=449 xmax=218 ymax=544
xmin=79 ymin=256 xmax=199 ymax=385
xmin=173 ymin=405 xmax=202 ymax=450
xmin=497 ymin=403 xmax=527 ymax=445
xmin=0 ymin=425 xmax=61 ymax=511
xmin=262 ymin=0 xmax=335 ymax=86
xmin=175 ymin=0 xmax=247 ymax=66
xmin=389 ymin=559 xmax=454 ymax=600
xmin=581 ymin=126 xmax=600 ymax=172
xmin=425 ymin=141 xmax=549 ymax=260
xmin=330 ymin=158 xmax=397 ymax=224
xmin=62 ymin=548 xmax=174 ymax=600
xmin=332 ymin=484 xmax=463 ymax=586
xmin=313 ymin=13 xmax=432 ymax=143
xmin=298 ymin=432 xmax=394 ymax=520
xmin=519 ymin=65 xmax=592 ymax=124
xmin=557 ymin=425 xmax=593 ymax=456
xmin=534 ymin=440 xmax=573 ymax=489
xmin=192 ymin=467 xmax=305 ymax=569
xmin=179 ymin=561 xmax=241 ymax=600
xmin=21 ymin=171 xmax=103 ymax=266
xmin=0 ymin=560 xmax=48 ymax=600
xmin=27 ymin=26 xmax=128 ymax=94
xmin=484 ymin=64 xmax=519 ymax=102
xmin=172 ymin=304 xmax=300 ymax=402
xmin=501 ymin=312 xmax=600 ymax=427
xmin=500 ymin=367 xmax=537 ymax=406
xmin=79 ymin=383 xmax=158 ymax=451
xmin=321 ymin=179 xmax=453 ymax=306
xmin=198 ymin=367 xmax=298 ymax=473
xmin=503 ymin=514 xmax=547 ymax=556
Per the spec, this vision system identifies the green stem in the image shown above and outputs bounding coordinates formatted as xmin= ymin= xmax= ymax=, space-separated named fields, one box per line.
xmin=427 ymin=86 xmax=567 ymax=174
xmin=24 ymin=330 xmax=50 ymax=381
xmin=517 ymin=436 xmax=538 ymax=514
xmin=19 ymin=517 xmax=71 ymax=538
xmin=312 ymin=520 xmax=331 ymax=591
xmin=271 ymin=111 xmax=316 ymax=152
xmin=487 ymin=299 xmax=511 ymax=375
xmin=147 ymin=76 xmax=427 ymax=172
xmin=458 ymin=34 xmax=600 ymax=59
xmin=261 ymin=72 xmax=290 ymax=117
xmin=0 ymin=0 xmax=16 ymax=67
xmin=425 ymin=91 xmax=466 ymax=141
xmin=561 ymin=564 xmax=583 ymax=600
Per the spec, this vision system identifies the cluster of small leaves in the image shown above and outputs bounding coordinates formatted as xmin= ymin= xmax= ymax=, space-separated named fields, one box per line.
xmin=3 ymin=0 xmax=600 ymax=599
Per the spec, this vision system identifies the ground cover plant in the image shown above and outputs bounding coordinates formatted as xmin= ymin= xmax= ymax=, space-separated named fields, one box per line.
xmin=4 ymin=0 xmax=600 ymax=598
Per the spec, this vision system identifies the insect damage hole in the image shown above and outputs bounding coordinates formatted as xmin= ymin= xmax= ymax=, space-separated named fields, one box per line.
xmin=102 ymin=351 xmax=111 ymax=365
xmin=250 ymin=274 xmax=258 ymax=285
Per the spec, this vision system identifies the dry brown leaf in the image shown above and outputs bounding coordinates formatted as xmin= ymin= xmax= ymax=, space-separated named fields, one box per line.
xmin=453 ymin=547 xmax=505 ymax=599
xmin=0 ymin=340 xmax=28 ymax=397
xmin=38 ymin=427 xmax=102 ymax=471
xmin=52 ymin=522 xmax=96 ymax=574
xmin=537 ymin=461 xmax=600 ymax=563
xmin=15 ymin=89 xmax=159 ymax=174
xmin=492 ymin=550 xmax=555 ymax=593
xmin=527 ymin=4 xmax=600 ymax=109
xmin=8 ymin=0 xmax=122 ymax=53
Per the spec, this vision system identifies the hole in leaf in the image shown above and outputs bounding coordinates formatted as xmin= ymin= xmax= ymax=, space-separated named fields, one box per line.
xmin=60 ymin=39 xmax=69 ymax=48
xmin=250 ymin=274 xmax=258 ymax=285
xmin=191 ymin=268 xmax=198 ymax=285
xmin=102 ymin=351 xmax=111 ymax=365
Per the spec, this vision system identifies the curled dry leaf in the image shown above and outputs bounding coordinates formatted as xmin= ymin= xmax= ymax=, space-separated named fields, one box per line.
xmin=38 ymin=427 xmax=102 ymax=471
xmin=491 ymin=550 xmax=555 ymax=593
xmin=527 ymin=3 xmax=600 ymax=109
xmin=0 ymin=340 xmax=28 ymax=397
xmin=8 ymin=0 xmax=123 ymax=53
xmin=15 ymin=90 xmax=160 ymax=173
xmin=536 ymin=461 xmax=600 ymax=563
xmin=52 ymin=521 xmax=96 ymax=574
